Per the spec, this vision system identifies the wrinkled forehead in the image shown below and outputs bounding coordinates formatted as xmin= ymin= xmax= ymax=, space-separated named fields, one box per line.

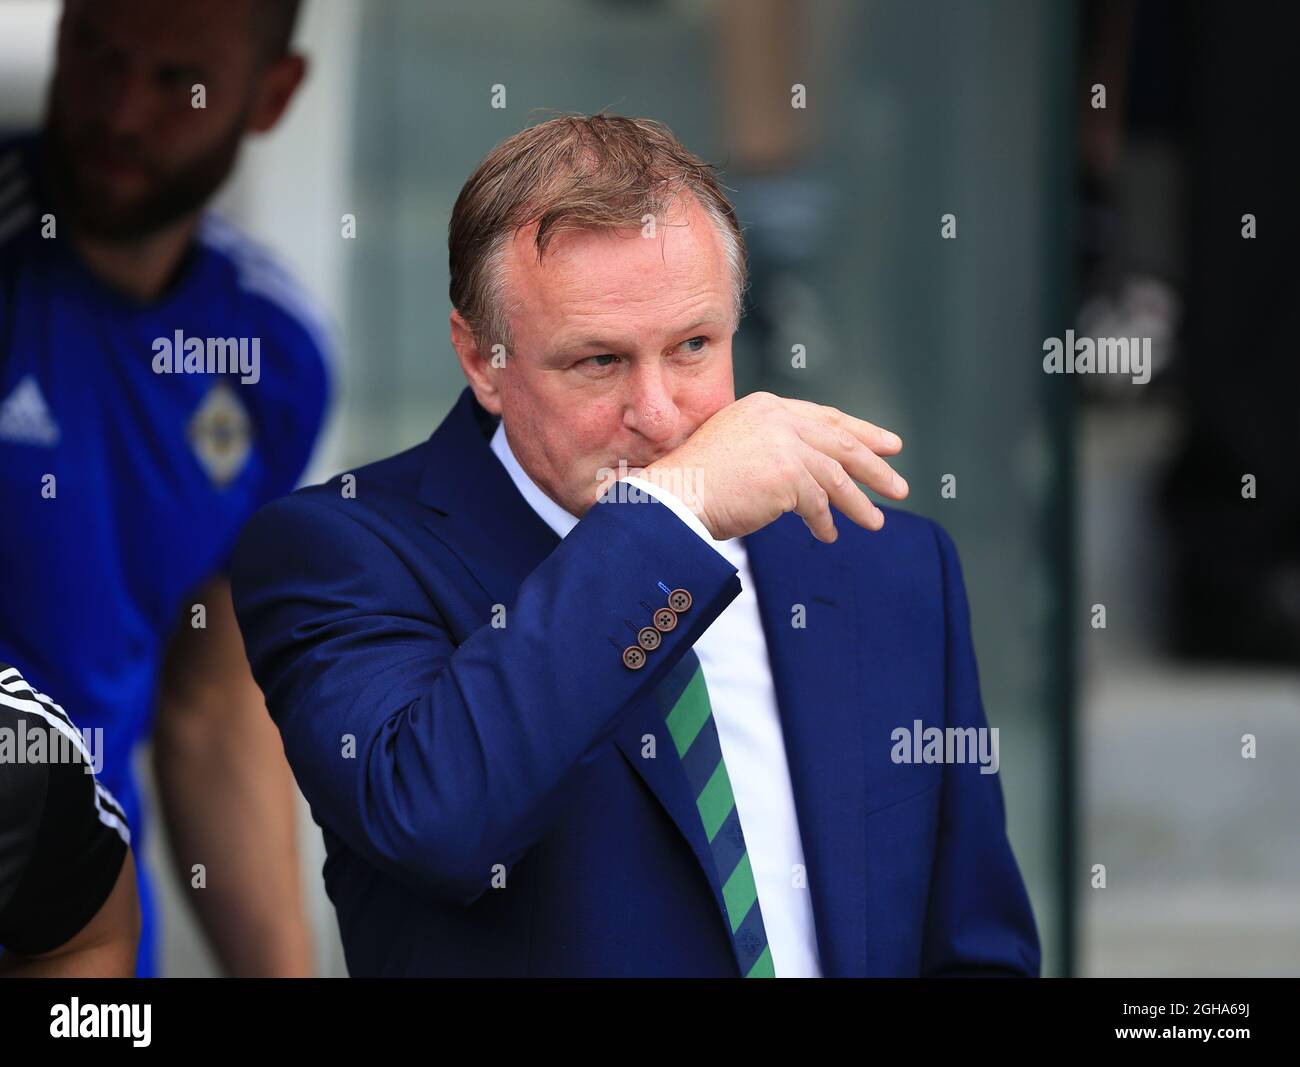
xmin=501 ymin=196 xmax=731 ymax=325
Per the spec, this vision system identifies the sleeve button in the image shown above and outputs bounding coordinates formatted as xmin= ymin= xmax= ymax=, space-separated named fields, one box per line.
xmin=652 ymin=607 xmax=678 ymax=633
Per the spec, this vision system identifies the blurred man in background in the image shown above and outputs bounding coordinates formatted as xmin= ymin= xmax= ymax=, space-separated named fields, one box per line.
xmin=0 ymin=0 xmax=328 ymax=975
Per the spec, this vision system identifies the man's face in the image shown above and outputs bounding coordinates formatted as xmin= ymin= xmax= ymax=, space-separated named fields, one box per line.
xmin=45 ymin=0 xmax=267 ymax=239
xmin=495 ymin=196 xmax=738 ymax=518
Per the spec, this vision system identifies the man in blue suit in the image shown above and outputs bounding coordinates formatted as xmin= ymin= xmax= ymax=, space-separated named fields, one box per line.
xmin=232 ymin=114 xmax=1040 ymax=977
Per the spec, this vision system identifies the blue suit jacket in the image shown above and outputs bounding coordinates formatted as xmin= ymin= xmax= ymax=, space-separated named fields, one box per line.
xmin=231 ymin=387 xmax=1040 ymax=977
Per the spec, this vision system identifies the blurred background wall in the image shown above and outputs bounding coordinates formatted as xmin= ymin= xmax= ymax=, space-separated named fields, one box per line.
xmin=3 ymin=0 xmax=1295 ymax=977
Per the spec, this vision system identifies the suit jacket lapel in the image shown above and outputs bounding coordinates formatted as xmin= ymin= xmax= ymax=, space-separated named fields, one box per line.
xmin=744 ymin=517 xmax=868 ymax=978
xmin=416 ymin=388 xmax=562 ymax=594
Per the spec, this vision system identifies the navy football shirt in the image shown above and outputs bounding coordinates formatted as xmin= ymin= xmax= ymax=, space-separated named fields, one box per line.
xmin=0 ymin=132 xmax=331 ymax=976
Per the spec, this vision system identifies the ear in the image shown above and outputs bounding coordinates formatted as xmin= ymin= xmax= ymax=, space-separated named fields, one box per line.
xmin=450 ymin=309 xmax=503 ymax=415
xmin=246 ymin=53 xmax=307 ymax=135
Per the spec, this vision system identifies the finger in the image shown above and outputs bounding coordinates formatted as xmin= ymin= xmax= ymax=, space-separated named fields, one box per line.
xmin=801 ymin=446 xmax=884 ymax=534
xmin=781 ymin=397 xmax=904 ymax=457
xmin=789 ymin=413 xmax=909 ymax=501
xmin=792 ymin=464 xmax=838 ymax=543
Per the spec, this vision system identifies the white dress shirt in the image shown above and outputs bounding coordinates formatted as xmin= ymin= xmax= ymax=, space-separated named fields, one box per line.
xmin=489 ymin=420 xmax=822 ymax=977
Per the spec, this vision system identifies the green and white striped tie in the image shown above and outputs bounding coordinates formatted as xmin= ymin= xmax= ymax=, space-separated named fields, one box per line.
xmin=660 ymin=648 xmax=774 ymax=978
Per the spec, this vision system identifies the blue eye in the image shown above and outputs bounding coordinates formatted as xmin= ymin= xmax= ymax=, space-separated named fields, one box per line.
xmin=682 ymin=337 xmax=707 ymax=353
xmin=579 ymin=354 xmax=619 ymax=368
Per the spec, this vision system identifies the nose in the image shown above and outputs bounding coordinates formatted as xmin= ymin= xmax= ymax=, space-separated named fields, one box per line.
xmin=98 ymin=63 xmax=157 ymax=139
xmin=621 ymin=362 xmax=679 ymax=449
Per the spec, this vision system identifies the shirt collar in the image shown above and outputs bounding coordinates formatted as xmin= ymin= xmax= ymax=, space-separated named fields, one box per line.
xmin=489 ymin=419 xmax=581 ymax=539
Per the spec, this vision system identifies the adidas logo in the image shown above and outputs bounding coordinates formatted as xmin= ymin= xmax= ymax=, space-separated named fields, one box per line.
xmin=0 ymin=149 xmax=36 ymax=246
xmin=0 ymin=375 xmax=60 ymax=447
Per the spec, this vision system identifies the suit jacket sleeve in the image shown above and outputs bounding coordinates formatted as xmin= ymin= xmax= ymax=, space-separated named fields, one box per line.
xmin=231 ymin=490 xmax=741 ymax=908
xmin=919 ymin=520 xmax=1042 ymax=976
